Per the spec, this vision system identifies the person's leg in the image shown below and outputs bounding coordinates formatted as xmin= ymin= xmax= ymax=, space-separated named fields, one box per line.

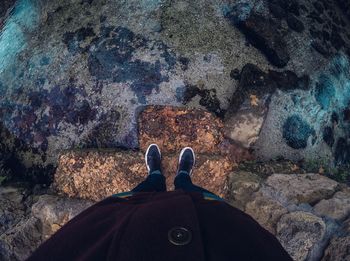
xmin=174 ymin=147 xmax=216 ymax=195
xmin=131 ymin=144 xmax=166 ymax=192
xmin=174 ymin=171 xmax=213 ymax=194
xmin=132 ymin=172 xmax=166 ymax=192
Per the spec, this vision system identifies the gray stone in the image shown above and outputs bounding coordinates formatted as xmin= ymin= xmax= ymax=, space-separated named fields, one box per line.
xmin=245 ymin=190 xmax=288 ymax=234
xmin=0 ymin=216 xmax=42 ymax=261
xmin=277 ymin=211 xmax=326 ymax=261
xmin=265 ymin=174 xmax=339 ymax=205
xmin=0 ymin=187 xmax=25 ymax=234
xmin=322 ymin=218 xmax=350 ymax=261
xmin=31 ymin=194 xmax=93 ymax=239
xmin=226 ymin=171 xmax=262 ymax=210
xmin=314 ymin=189 xmax=350 ymax=221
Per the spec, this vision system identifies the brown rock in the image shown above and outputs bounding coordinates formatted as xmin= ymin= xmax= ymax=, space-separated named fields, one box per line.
xmin=226 ymin=171 xmax=262 ymax=210
xmin=138 ymin=106 xmax=224 ymax=154
xmin=54 ymin=150 xmax=235 ymax=201
xmin=54 ymin=150 xmax=148 ymax=201
xmin=265 ymin=174 xmax=339 ymax=205
xmin=245 ymin=190 xmax=288 ymax=234
xmin=277 ymin=211 xmax=326 ymax=261
xmin=313 ymin=189 xmax=350 ymax=221
xmin=31 ymin=195 xmax=93 ymax=239
xmin=322 ymin=218 xmax=350 ymax=261
xmin=224 ymin=96 xmax=269 ymax=148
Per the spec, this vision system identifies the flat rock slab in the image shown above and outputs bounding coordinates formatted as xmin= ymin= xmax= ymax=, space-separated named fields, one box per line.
xmin=138 ymin=106 xmax=224 ymax=154
xmin=54 ymin=150 xmax=234 ymax=201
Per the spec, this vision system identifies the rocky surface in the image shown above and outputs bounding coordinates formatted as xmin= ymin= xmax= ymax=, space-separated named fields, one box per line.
xmin=2 ymin=171 xmax=350 ymax=260
xmin=277 ymin=211 xmax=326 ymax=261
xmin=0 ymin=0 xmax=350 ymax=260
xmin=54 ymin=150 xmax=235 ymax=201
xmin=322 ymin=218 xmax=350 ymax=261
xmin=0 ymin=186 xmax=92 ymax=261
xmin=227 ymin=172 xmax=350 ymax=261
xmin=227 ymin=9 xmax=290 ymax=68
xmin=0 ymin=0 xmax=349 ymax=183
xmin=31 ymin=194 xmax=93 ymax=240
xmin=139 ymin=106 xmax=224 ymax=154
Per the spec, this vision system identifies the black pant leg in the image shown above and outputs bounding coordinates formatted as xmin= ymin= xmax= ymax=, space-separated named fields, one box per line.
xmin=174 ymin=173 xmax=214 ymax=194
xmin=131 ymin=174 xmax=166 ymax=192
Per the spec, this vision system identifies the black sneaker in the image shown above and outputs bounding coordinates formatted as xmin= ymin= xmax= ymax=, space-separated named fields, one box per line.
xmin=177 ymin=147 xmax=195 ymax=176
xmin=145 ymin=144 xmax=162 ymax=175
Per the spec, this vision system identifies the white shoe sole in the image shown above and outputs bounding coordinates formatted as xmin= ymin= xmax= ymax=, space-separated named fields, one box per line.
xmin=145 ymin=144 xmax=161 ymax=172
xmin=178 ymin=147 xmax=195 ymax=176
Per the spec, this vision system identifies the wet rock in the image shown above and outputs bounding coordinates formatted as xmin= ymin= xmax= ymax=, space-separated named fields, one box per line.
xmin=334 ymin=137 xmax=350 ymax=166
xmin=227 ymin=12 xmax=290 ymax=67
xmin=268 ymin=2 xmax=286 ymax=19
xmin=227 ymin=64 xmax=275 ymax=113
xmin=63 ymin=27 xmax=95 ymax=54
xmin=0 ymin=0 xmax=16 ymax=22
xmin=313 ymin=2 xmax=324 ymax=14
xmin=314 ymin=189 xmax=350 ymax=221
xmin=180 ymin=84 xmax=225 ymax=117
xmin=330 ymin=31 xmax=345 ymax=50
xmin=322 ymin=126 xmax=334 ymax=147
xmin=315 ymin=75 xmax=335 ymax=110
xmin=139 ymin=106 xmax=224 ymax=154
xmin=226 ymin=171 xmax=262 ymax=210
xmin=277 ymin=211 xmax=326 ymax=261
xmin=337 ymin=0 xmax=350 ymax=21
xmin=227 ymin=64 xmax=309 ymax=114
xmin=311 ymin=41 xmax=329 ymax=57
xmin=54 ymin=150 xmax=235 ymax=201
xmin=0 ymin=216 xmax=42 ymax=261
xmin=322 ymin=218 xmax=350 ymax=261
xmin=286 ymin=14 xmax=305 ymax=32
xmin=265 ymin=174 xmax=338 ymax=205
xmin=268 ymin=70 xmax=309 ymax=90
xmin=229 ymin=68 xmax=240 ymax=81
xmin=31 ymin=195 xmax=93 ymax=240
xmin=245 ymin=191 xmax=288 ymax=234
xmin=282 ymin=115 xmax=315 ymax=149
xmin=216 ymin=139 xmax=254 ymax=163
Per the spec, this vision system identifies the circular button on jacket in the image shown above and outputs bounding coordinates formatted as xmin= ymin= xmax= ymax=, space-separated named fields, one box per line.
xmin=168 ymin=227 xmax=192 ymax=246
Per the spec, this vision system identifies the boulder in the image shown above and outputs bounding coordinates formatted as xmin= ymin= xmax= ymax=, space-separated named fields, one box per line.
xmin=31 ymin=195 xmax=93 ymax=239
xmin=0 ymin=187 xmax=25 ymax=234
xmin=0 ymin=217 xmax=42 ymax=261
xmin=314 ymin=189 xmax=350 ymax=221
xmin=245 ymin=190 xmax=288 ymax=234
xmin=226 ymin=171 xmax=262 ymax=210
xmin=265 ymin=174 xmax=339 ymax=205
xmin=277 ymin=211 xmax=326 ymax=261
xmin=322 ymin=218 xmax=350 ymax=261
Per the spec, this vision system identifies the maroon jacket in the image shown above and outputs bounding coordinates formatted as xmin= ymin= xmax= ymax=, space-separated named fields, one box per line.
xmin=28 ymin=190 xmax=292 ymax=261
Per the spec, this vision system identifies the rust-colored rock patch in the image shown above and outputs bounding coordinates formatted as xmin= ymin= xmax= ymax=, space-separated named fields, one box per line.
xmin=139 ymin=106 xmax=224 ymax=154
xmin=54 ymin=150 xmax=234 ymax=201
